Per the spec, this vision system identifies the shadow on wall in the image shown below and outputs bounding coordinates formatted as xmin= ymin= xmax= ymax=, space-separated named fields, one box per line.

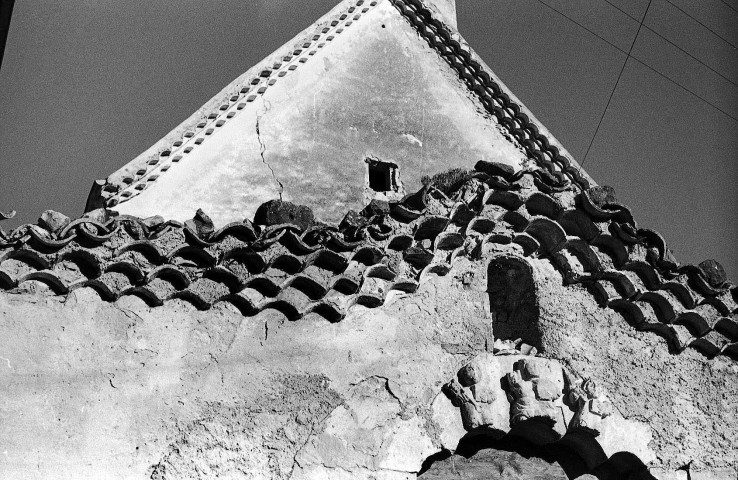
xmin=419 ymin=420 xmax=656 ymax=479
xmin=487 ymin=256 xmax=542 ymax=349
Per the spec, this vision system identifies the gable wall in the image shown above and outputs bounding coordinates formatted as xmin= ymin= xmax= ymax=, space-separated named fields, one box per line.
xmin=112 ymin=1 xmax=527 ymax=225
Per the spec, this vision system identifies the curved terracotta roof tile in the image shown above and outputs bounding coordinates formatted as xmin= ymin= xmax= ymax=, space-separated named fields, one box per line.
xmin=2 ymin=162 xmax=735 ymax=359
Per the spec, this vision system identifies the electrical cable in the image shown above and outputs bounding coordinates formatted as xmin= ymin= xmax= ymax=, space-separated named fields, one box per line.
xmin=602 ymin=0 xmax=738 ymax=87
xmin=663 ymin=0 xmax=737 ymax=50
xmin=720 ymin=0 xmax=738 ymax=14
xmin=580 ymin=0 xmax=652 ymax=169
xmin=534 ymin=0 xmax=738 ymax=124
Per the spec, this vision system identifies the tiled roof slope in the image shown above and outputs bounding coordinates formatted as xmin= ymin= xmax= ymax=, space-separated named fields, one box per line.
xmin=88 ymin=0 xmax=594 ymax=211
xmin=3 ymin=162 xmax=736 ymax=360
xmin=389 ymin=0 xmax=593 ymax=188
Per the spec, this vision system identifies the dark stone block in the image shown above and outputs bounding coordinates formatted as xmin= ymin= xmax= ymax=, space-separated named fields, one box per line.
xmin=339 ymin=210 xmax=367 ymax=231
xmin=123 ymin=220 xmax=145 ymax=240
xmin=586 ymin=186 xmax=617 ymax=207
xmin=185 ymin=208 xmax=215 ymax=239
xmin=38 ymin=210 xmax=71 ymax=233
xmin=403 ymin=246 xmax=434 ymax=269
xmin=142 ymin=215 xmax=166 ymax=229
xmin=361 ymin=199 xmax=390 ymax=218
xmin=698 ymin=259 xmax=727 ymax=287
xmin=82 ymin=208 xmax=110 ymax=224
xmin=254 ymin=200 xmax=315 ymax=231
xmin=474 ymin=160 xmax=515 ymax=180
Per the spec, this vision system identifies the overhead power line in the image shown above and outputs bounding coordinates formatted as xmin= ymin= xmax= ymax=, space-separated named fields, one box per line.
xmin=534 ymin=0 xmax=738 ymax=124
xmin=663 ymin=0 xmax=737 ymax=50
xmin=602 ymin=0 xmax=738 ymax=87
xmin=581 ymin=0 xmax=653 ymax=169
xmin=720 ymin=0 xmax=738 ymax=14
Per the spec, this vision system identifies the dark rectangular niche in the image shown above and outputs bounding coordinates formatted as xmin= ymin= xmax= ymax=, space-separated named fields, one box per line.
xmin=366 ymin=158 xmax=399 ymax=193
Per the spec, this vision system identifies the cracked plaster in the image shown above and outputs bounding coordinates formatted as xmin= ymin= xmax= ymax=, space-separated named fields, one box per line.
xmin=1 ymin=248 xmax=735 ymax=478
xmin=111 ymin=1 xmax=527 ymax=225
xmin=256 ymin=98 xmax=285 ymax=200
xmin=0 ymin=257 xmax=492 ymax=479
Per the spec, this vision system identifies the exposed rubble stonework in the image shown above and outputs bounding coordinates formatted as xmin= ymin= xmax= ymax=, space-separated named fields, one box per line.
xmin=1 ymin=0 xmax=736 ymax=479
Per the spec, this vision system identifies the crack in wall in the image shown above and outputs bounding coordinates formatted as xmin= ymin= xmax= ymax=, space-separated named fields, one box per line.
xmin=256 ymin=98 xmax=284 ymax=201
xmin=289 ymin=402 xmax=345 ymax=477
xmin=208 ymin=353 xmax=225 ymax=385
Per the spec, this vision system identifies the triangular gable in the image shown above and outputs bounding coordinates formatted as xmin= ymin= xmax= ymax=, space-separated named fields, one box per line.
xmin=87 ymin=0 xmax=594 ymax=226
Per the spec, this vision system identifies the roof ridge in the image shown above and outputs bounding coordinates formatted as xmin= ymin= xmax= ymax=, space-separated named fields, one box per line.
xmin=390 ymin=0 xmax=594 ymax=188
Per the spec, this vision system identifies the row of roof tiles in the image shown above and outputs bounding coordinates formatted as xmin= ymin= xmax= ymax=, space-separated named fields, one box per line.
xmin=2 ymin=162 xmax=735 ymax=359
xmin=390 ymin=0 xmax=591 ymax=189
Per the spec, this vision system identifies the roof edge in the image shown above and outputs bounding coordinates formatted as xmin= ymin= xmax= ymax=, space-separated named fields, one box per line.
xmin=390 ymin=0 xmax=597 ymax=188
xmin=89 ymin=0 xmax=597 ymax=211
xmin=450 ymin=22 xmax=596 ymax=187
xmin=423 ymin=0 xmax=457 ymax=28
xmin=89 ymin=0 xmax=373 ymax=211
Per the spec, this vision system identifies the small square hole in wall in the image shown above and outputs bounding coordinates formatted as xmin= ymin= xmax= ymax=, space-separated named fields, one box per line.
xmin=366 ymin=158 xmax=398 ymax=192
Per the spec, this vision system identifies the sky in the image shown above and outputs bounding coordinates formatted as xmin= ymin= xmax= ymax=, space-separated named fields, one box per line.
xmin=0 ymin=0 xmax=735 ymax=278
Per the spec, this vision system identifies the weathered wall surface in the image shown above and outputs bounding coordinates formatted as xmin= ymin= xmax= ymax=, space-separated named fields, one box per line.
xmin=112 ymin=1 xmax=527 ymax=225
xmin=0 ymin=259 xmax=492 ymax=479
xmin=522 ymin=258 xmax=738 ymax=477
xmin=1 ymin=253 xmax=736 ymax=479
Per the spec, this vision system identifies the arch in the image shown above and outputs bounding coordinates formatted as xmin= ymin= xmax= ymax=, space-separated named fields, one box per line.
xmin=419 ymin=426 xmax=656 ymax=479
